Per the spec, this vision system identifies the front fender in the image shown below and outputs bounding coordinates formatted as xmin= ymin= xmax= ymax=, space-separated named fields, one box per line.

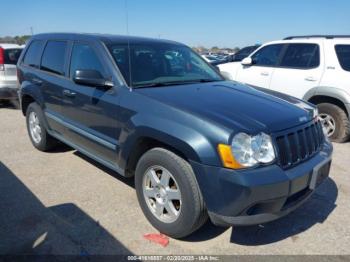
xmin=118 ymin=113 xmax=223 ymax=170
xmin=303 ymin=86 xmax=350 ymax=104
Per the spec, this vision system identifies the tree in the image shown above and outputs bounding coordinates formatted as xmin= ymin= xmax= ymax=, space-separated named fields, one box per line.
xmin=0 ymin=35 xmax=31 ymax=45
xmin=210 ymin=46 xmax=220 ymax=52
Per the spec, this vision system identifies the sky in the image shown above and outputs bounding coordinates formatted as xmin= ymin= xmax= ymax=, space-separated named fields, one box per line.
xmin=1 ymin=0 xmax=349 ymax=48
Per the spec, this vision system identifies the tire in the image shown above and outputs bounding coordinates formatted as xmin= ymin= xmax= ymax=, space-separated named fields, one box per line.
xmin=318 ymin=103 xmax=350 ymax=143
xmin=26 ymin=102 xmax=59 ymax=151
xmin=135 ymin=148 xmax=207 ymax=238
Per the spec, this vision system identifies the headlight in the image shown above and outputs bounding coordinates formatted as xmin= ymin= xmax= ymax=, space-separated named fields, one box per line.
xmin=231 ymin=132 xmax=275 ymax=168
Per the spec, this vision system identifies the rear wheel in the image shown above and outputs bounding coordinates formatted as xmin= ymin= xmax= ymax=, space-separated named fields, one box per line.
xmin=318 ymin=103 xmax=350 ymax=143
xmin=135 ymin=148 xmax=207 ymax=238
xmin=26 ymin=102 xmax=59 ymax=151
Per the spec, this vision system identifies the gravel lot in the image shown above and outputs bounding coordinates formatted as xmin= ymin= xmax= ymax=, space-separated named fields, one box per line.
xmin=0 ymin=104 xmax=349 ymax=256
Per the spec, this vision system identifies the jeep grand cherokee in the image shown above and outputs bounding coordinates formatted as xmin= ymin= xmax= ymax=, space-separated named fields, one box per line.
xmin=17 ymin=33 xmax=333 ymax=238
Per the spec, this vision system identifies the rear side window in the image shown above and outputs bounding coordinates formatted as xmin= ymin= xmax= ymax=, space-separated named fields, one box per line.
xmin=23 ymin=40 xmax=44 ymax=68
xmin=41 ymin=41 xmax=68 ymax=76
xmin=335 ymin=45 xmax=350 ymax=72
xmin=280 ymin=43 xmax=320 ymax=69
xmin=69 ymin=43 xmax=105 ymax=78
xmin=251 ymin=44 xmax=284 ymax=66
xmin=4 ymin=49 xmax=22 ymax=65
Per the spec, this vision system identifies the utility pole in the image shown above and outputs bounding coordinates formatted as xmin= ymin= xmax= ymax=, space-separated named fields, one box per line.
xmin=30 ymin=27 xmax=34 ymax=35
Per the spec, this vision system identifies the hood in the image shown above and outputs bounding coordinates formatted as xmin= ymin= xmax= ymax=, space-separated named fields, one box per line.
xmin=135 ymin=81 xmax=315 ymax=134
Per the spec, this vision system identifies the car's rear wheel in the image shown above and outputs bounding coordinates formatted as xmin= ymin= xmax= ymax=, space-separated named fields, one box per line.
xmin=135 ymin=148 xmax=207 ymax=238
xmin=318 ymin=103 xmax=350 ymax=143
xmin=26 ymin=102 xmax=59 ymax=151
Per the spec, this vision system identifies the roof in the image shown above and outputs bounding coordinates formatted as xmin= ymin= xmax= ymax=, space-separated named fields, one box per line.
xmin=31 ymin=32 xmax=185 ymax=46
xmin=284 ymin=35 xmax=350 ymax=40
xmin=0 ymin=43 xmax=23 ymax=49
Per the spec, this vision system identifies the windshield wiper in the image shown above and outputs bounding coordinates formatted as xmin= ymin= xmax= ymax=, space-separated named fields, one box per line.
xmin=191 ymin=79 xmax=221 ymax=83
xmin=133 ymin=79 xmax=221 ymax=88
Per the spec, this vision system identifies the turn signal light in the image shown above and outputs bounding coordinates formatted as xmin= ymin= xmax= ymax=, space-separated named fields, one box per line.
xmin=217 ymin=144 xmax=244 ymax=169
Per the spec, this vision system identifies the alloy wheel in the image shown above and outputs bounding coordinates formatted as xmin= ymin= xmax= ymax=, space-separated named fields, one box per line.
xmin=29 ymin=111 xmax=42 ymax=144
xmin=319 ymin=113 xmax=336 ymax=137
xmin=142 ymin=165 xmax=182 ymax=223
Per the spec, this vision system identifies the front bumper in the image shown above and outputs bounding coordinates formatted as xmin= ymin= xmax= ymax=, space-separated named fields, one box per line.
xmin=190 ymin=141 xmax=333 ymax=226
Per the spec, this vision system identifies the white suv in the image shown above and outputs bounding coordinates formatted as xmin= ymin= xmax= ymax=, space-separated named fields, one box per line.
xmin=0 ymin=43 xmax=23 ymax=107
xmin=219 ymin=35 xmax=350 ymax=143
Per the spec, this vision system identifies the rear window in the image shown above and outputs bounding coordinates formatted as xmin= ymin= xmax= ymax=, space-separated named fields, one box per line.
xmin=280 ymin=43 xmax=320 ymax=69
xmin=4 ymin=49 xmax=22 ymax=65
xmin=335 ymin=45 xmax=350 ymax=72
xmin=41 ymin=41 xmax=68 ymax=76
xmin=23 ymin=40 xmax=44 ymax=68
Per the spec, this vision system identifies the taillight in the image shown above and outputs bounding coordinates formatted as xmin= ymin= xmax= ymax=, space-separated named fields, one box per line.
xmin=0 ymin=47 xmax=4 ymax=71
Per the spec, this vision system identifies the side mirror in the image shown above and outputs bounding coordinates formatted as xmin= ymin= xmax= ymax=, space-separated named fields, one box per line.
xmin=241 ymin=57 xmax=253 ymax=66
xmin=73 ymin=70 xmax=114 ymax=89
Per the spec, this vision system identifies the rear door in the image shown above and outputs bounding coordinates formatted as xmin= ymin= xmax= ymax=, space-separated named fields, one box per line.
xmin=269 ymin=43 xmax=323 ymax=99
xmin=235 ymin=44 xmax=284 ymax=89
xmin=38 ymin=40 xmax=70 ymax=135
xmin=60 ymin=42 xmax=121 ymax=165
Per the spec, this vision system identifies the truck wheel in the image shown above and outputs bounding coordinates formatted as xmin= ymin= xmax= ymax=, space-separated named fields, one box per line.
xmin=26 ymin=102 xmax=58 ymax=151
xmin=318 ymin=103 xmax=350 ymax=143
xmin=135 ymin=148 xmax=207 ymax=238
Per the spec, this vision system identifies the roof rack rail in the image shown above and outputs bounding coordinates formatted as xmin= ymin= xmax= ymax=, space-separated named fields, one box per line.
xmin=284 ymin=35 xmax=350 ymax=40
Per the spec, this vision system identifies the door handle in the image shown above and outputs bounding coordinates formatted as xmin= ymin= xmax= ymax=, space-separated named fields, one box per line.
xmin=305 ymin=76 xmax=317 ymax=82
xmin=63 ymin=89 xmax=76 ymax=97
xmin=32 ymin=78 xmax=43 ymax=86
xmin=261 ymin=72 xmax=269 ymax=76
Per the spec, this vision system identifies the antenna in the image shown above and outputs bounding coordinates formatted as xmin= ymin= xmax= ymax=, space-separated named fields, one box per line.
xmin=125 ymin=0 xmax=133 ymax=89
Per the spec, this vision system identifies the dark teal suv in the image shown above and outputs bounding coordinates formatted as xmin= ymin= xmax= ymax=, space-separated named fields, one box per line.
xmin=17 ymin=33 xmax=333 ymax=238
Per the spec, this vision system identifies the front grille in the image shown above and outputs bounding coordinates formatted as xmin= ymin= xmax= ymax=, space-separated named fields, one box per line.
xmin=275 ymin=120 xmax=324 ymax=169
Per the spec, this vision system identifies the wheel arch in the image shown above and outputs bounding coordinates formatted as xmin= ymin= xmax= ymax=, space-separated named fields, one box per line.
xmin=20 ymin=82 xmax=45 ymax=116
xmin=304 ymin=86 xmax=350 ymax=117
xmin=120 ymin=123 xmax=221 ymax=178
xmin=308 ymin=95 xmax=349 ymax=117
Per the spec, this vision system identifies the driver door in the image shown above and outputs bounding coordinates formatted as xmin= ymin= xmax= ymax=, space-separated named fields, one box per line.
xmin=236 ymin=44 xmax=285 ymax=89
xmin=60 ymin=42 xmax=121 ymax=164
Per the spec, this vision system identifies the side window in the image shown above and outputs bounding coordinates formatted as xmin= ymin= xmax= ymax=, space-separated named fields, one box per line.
xmin=280 ymin=44 xmax=320 ymax=69
xmin=335 ymin=45 xmax=350 ymax=72
xmin=251 ymin=44 xmax=284 ymax=66
xmin=41 ymin=41 xmax=68 ymax=75
xmin=70 ymin=43 xmax=105 ymax=78
xmin=23 ymin=40 xmax=44 ymax=68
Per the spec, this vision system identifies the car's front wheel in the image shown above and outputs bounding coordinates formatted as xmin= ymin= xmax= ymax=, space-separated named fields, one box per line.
xmin=318 ymin=103 xmax=350 ymax=143
xmin=135 ymin=148 xmax=207 ymax=238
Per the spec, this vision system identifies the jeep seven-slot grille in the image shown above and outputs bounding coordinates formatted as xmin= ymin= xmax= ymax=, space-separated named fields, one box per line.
xmin=275 ymin=120 xmax=324 ymax=169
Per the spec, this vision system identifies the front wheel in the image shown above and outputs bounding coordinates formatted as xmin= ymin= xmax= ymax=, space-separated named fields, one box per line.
xmin=318 ymin=103 xmax=350 ymax=143
xmin=135 ymin=148 xmax=207 ymax=238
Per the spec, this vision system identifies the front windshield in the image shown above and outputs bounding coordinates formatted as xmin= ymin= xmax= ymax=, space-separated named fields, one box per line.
xmin=107 ymin=42 xmax=223 ymax=87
